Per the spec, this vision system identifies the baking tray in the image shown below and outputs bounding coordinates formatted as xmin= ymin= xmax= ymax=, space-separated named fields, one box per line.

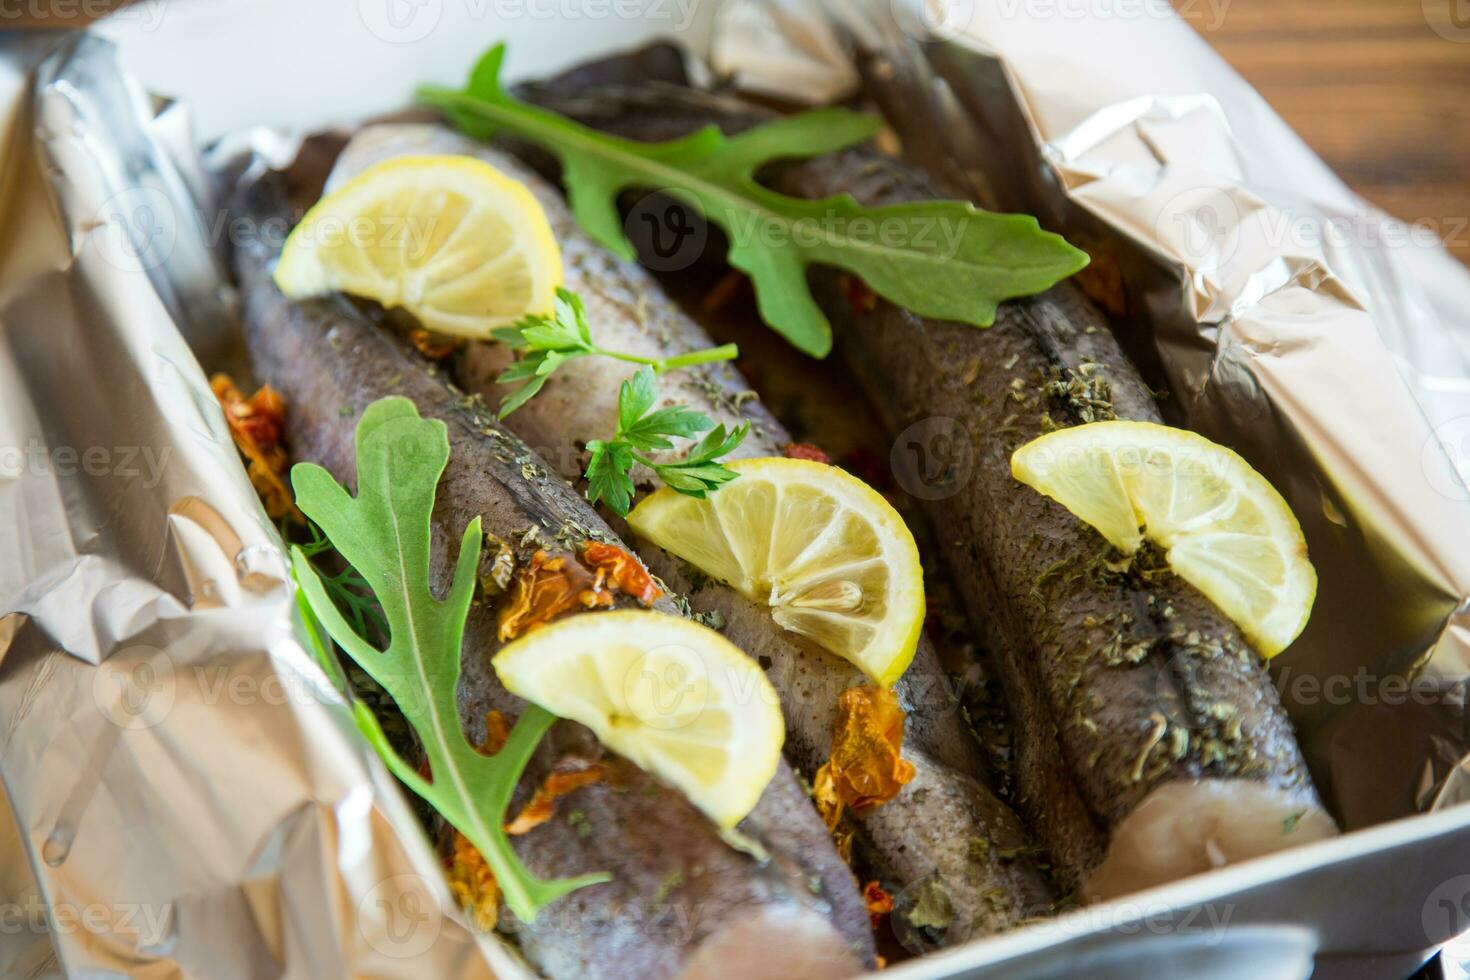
xmin=1 ymin=1 xmax=1466 ymax=976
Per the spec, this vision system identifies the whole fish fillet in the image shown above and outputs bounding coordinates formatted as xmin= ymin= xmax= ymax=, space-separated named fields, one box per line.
xmin=327 ymin=124 xmax=1057 ymax=944
xmin=509 ymin=60 xmax=1338 ymax=899
xmin=230 ymin=162 xmax=872 ymax=979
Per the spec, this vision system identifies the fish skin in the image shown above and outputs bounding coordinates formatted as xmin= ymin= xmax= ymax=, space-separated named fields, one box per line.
xmin=326 ymin=124 xmax=1058 ymax=943
xmin=506 ymin=64 xmax=1337 ymax=898
xmin=230 ymin=166 xmax=872 ymax=979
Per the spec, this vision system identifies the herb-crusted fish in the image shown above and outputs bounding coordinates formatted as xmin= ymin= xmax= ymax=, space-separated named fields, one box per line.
xmin=230 ymin=164 xmax=873 ymax=978
xmin=327 ymin=123 xmax=1058 ymax=945
xmin=510 ymin=62 xmax=1338 ymax=900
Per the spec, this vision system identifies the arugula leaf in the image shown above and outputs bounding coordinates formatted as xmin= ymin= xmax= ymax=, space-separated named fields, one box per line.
xmin=290 ymin=397 xmax=608 ymax=922
xmin=419 ymin=44 xmax=1090 ymax=358
xmin=494 ymin=287 xmax=738 ymax=418
xmin=583 ymin=367 xmax=749 ymax=516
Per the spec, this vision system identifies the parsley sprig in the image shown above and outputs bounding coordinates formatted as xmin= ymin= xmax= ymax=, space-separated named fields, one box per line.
xmin=494 ymin=287 xmax=737 ymax=418
xmin=586 ymin=366 xmax=748 ymax=517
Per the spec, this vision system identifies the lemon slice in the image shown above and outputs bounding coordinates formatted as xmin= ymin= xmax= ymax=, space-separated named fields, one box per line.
xmin=627 ymin=458 xmax=924 ymax=687
xmin=493 ymin=610 xmax=784 ymax=829
xmin=1011 ymin=420 xmax=1316 ymax=657
xmin=274 ymin=155 xmax=561 ymax=337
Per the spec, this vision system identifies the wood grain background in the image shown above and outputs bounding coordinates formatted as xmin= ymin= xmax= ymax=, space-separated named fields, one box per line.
xmin=1175 ymin=0 xmax=1470 ymax=265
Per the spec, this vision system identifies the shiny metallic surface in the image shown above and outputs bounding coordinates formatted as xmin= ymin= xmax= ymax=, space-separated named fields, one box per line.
xmin=7 ymin=0 xmax=1470 ymax=974
xmin=0 ymin=34 xmax=515 ymax=978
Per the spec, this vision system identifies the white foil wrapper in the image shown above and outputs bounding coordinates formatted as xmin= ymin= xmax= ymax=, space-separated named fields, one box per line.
xmin=12 ymin=3 xmax=1470 ymax=977
xmin=0 ymin=34 xmax=515 ymax=979
xmin=712 ymin=0 xmax=1470 ymax=831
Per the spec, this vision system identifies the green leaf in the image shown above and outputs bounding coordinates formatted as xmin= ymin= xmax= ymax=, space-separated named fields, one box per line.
xmin=685 ymin=422 xmax=749 ymax=463
xmin=621 ymin=404 xmax=712 ymax=452
xmin=583 ymin=373 xmax=748 ymax=515
xmin=491 ymin=324 xmax=527 ymax=346
xmin=419 ymin=44 xmax=1091 ymax=357
xmin=558 ymin=288 xmax=593 ymax=346
xmin=492 ymin=288 xmax=738 ymax=418
xmin=497 ymin=352 xmax=549 ymax=384
xmin=290 ymin=396 xmax=608 ymax=921
xmin=496 ymin=373 xmax=549 ymax=419
xmin=618 ymin=367 xmax=659 ymax=433
xmin=585 ymin=439 xmax=635 ymax=516
xmin=648 ymin=420 xmax=746 ymax=497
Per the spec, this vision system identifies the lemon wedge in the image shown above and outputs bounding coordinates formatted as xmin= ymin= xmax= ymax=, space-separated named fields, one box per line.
xmin=493 ymin=610 xmax=784 ymax=829
xmin=274 ymin=155 xmax=562 ymax=337
xmin=627 ymin=458 xmax=924 ymax=687
xmin=1011 ymin=420 xmax=1316 ymax=657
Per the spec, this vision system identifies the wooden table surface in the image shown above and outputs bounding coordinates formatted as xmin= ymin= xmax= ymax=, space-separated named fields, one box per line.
xmin=1175 ymin=0 xmax=1470 ymax=265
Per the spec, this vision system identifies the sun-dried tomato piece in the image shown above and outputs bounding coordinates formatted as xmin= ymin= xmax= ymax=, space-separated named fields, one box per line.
xmin=782 ymin=442 xmax=832 ymax=465
xmin=211 ymin=373 xmax=300 ymax=521
xmin=446 ymin=831 xmax=500 ymax=930
xmin=812 ymin=686 xmax=916 ymax=834
xmin=497 ymin=549 xmax=613 ymax=640
xmin=504 ymin=759 xmax=607 ymax=836
xmin=838 ymin=274 xmax=878 ymax=317
xmin=498 ymin=543 xmax=662 ymax=640
xmin=478 ymin=710 xmax=510 ymax=757
xmin=862 ymin=880 xmax=895 ymax=931
xmin=407 ymin=328 xmax=463 ymax=361
xmin=581 ymin=540 xmax=662 ymax=606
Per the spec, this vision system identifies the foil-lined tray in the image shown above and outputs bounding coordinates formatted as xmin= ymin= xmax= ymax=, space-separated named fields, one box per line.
xmin=4 ymin=0 xmax=1470 ymax=975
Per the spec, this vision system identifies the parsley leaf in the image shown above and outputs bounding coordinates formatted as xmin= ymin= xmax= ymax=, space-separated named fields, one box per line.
xmin=584 ymin=367 xmax=749 ymax=516
xmin=419 ymin=43 xmax=1090 ymax=358
xmin=494 ymin=287 xmax=737 ymax=418
xmin=290 ymin=397 xmax=608 ymax=922
xmin=585 ymin=438 xmax=636 ymax=517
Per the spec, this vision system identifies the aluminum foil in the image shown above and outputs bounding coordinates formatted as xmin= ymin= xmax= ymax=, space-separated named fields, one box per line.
xmin=711 ymin=0 xmax=1470 ymax=831
xmin=0 ymin=34 xmax=515 ymax=979
xmin=10 ymin=2 xmax=1470 ymax=976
